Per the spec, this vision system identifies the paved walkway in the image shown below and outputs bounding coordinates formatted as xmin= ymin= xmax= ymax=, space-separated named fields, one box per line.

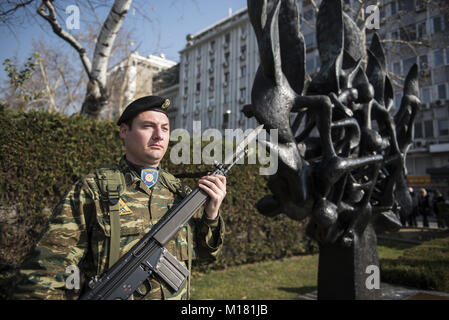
xmin=296 ymin=283 xmax=449 ymax=300
xmin=404 ymin=215 xmax=447 ymax=229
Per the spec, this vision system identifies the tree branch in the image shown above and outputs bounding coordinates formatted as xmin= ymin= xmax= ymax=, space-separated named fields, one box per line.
xmin=0 ymin=0 xmax=34 ymax=22
xmin=37 ymin=0 xmax=92 ymax=77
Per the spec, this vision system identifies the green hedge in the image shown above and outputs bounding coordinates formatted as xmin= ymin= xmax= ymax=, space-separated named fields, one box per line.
xmin=0 ymin=106 xmax=315 ymax=274
xmin=380 ymin=236 xmax=449 ymax=293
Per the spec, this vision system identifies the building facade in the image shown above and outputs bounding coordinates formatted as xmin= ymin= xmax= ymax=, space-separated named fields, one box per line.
xmin=178 ymin=8 xmax=259 ymax=134
xmin=106 ymin=52 xmax=177 ymax=119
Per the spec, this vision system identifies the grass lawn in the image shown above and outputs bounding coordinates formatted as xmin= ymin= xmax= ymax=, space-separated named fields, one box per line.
xmin=190 ymin=234 xmax=449 ymax=300
xmin=190 ymin=255 xmax=318 ymax=300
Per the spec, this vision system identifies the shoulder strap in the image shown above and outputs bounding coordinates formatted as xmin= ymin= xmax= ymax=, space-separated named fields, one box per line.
xmin=95 ymin=165 xmax=126 ymax=268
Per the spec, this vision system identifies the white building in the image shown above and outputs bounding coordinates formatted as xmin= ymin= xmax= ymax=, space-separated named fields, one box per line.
xmin=178 ymin=8 xmax=259 ymax=134
xmin=106 ymin=52 xmax=177 ymax=119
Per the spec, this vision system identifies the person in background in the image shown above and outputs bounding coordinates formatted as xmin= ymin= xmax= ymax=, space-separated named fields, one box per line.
xmin=407 ymin=187 xmax=418 ymax=227
xmin=433 ymin=189 xmax=446 ymax=229
xmin=417 ymin=188 xmax=431 ymax=228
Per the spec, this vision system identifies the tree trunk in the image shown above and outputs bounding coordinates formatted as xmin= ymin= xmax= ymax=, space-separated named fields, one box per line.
xmin=80 ymin=0 xmax=132 ymax=118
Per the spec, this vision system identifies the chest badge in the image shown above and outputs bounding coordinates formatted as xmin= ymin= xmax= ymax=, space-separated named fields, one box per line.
xmin=141 ymin=168 xmax=159 ymax=189
xmin=119 ymin=199 xmax=133 ymax=216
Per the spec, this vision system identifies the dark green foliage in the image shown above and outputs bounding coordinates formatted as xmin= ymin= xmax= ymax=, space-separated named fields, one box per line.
xmin=380 ymin=236 xmax=449 ymax=292
xmin=0 ymin=107 xmax=315 ymax=274
xmin=0 ymin=107 xmax=124 ymax=269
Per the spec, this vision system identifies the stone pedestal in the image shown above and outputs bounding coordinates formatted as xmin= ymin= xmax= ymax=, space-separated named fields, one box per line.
xmin=317 ymin=223 xmax=381 ymax=300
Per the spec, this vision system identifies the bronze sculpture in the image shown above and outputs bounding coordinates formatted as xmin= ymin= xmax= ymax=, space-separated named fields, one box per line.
xmin=243 ymin=0 xmax=420 ymax=299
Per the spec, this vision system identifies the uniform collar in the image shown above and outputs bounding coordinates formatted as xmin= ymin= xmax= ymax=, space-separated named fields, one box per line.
xmin=119 ymin=156 xmax=141 ymax=187
xmin=119 ymin=155 xmax=163 ymax=191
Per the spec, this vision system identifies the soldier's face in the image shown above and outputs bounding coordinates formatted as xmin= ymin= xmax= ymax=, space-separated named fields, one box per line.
xmin=120 ymin=110 xmax=170 ymax=167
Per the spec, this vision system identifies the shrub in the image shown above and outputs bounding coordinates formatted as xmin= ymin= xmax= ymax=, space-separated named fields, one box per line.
xmin=380 ymin=236 xmax=449 ymax=292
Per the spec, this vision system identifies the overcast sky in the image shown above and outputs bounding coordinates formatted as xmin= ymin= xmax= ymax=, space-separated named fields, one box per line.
xmin=0 ymin=0 xmax=247 ymax=82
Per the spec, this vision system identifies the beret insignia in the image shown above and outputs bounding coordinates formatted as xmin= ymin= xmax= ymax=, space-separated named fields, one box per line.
xmin=162 ymin=99 xmax=170 ymax=109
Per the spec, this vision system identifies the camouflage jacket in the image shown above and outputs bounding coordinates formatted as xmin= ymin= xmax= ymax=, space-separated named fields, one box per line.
xmin=14 ymin=156 xmax=225 ymax=300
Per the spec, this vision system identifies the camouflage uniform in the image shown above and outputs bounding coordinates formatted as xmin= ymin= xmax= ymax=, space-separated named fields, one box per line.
xmin=14 ymin=156 xmax=225 ymax=300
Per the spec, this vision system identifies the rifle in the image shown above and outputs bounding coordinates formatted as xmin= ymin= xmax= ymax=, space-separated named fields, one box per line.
xmin=80 ymin=125 xmax=263 ymax=300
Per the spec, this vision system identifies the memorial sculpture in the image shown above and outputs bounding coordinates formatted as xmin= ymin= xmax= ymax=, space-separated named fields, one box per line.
xmin=243 ymin=0 xmax=420 ymax=299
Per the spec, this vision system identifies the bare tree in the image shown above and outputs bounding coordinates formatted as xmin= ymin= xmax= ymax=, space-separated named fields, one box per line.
xmin=36 ymin=0 xmax=133 ymax=118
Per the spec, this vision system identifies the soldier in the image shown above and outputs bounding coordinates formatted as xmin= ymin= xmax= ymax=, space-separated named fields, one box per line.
xmin=13 ymin=96 xmax=226 ymax=300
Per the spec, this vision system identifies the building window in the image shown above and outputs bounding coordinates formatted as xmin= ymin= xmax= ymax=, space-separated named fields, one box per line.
xmin=224 ymin=52 xmax=230 ymax=64
xmin=437 ymin=83 xmax=447 ymax=100
xmin=431 ymin=16 xmax=443 ymax=34
xmin=240 ymin=45 xmax=247 ymax=57
xmin=240 ymin=87 xmax=246 ymax=98
xmin=415 ymin=122 xmax=423 ymax=139
xmin=224 ymin=71 xmax=229 ymax=83
xmin=380 ymin=5 xmax=386 ymax=19
xmin=420 ymin=87 xmax=431 ymax=105
xmin=240 ymin=65 xmax=247 ymax=78
xmin=210 ymin=40 xmax=215 ymax=51
xmin=389 ymin=1 xmax=398 ymax=16
xmin=224 ymin=93 xmax=229 ymax=105
xmin=196 ymin=82 xmax=201 ymax=92
xmin=424 ymin=120 xmax=433 ymax=138
xmin=433 ymin=49 xmax=445 ymax=67
xmin=225 ymin=33 xmax=230 ymax=44
xmin=209 ymin=77 xmax=214 ymax=88
xmin=418 ymin=54 xmax=428 ymax=70
xmin=439 ymin=119 xmax=449 ymax=136
xmin=416 ymin=21 xmax=427 ymax=39
xmin=241 ymin=25 xmax=247 ymax=37
xmin=184 ymin=86 xmax=188 ymax=95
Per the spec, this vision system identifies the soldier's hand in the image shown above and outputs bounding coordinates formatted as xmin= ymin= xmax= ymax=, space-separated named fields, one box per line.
xmin=198 ymin=174 xmax=226 ymax=220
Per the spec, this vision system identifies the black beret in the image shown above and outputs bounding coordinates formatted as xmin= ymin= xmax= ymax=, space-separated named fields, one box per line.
xmin=117 ymin=95 xmax=171 ymax=125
